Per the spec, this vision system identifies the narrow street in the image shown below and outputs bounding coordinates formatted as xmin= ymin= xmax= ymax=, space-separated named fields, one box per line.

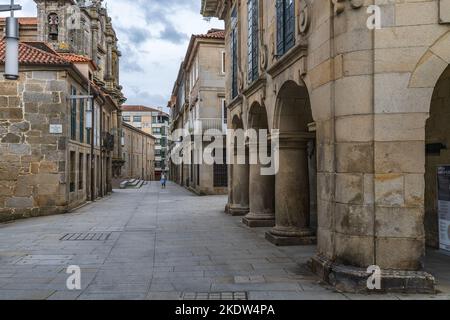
xmin=0 ymin=183 xmax=448 ymax=300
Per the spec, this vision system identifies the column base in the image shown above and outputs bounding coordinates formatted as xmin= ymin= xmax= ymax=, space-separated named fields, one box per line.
xmin=229 ymin=205 xmax=249 ymax=216
xmin=309 ymin=254 xmax=436 ymax=294
xmin=243 ymin=214 xmax=275 ymax=228
xmin=265 ymin=231 xmax=317 ymax=246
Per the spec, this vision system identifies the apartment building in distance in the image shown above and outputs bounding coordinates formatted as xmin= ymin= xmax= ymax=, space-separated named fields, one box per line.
xmin=120 ymin=123 xmax=155 ymax=182
xmin=121 ymin=105 xmax=170 ymax=180
xmin=168 ymin=29 xmax=227 ymax=195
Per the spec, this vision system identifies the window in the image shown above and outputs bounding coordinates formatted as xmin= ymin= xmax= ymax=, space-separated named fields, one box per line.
xmin=79 ymin=98 xmax=85 ymax=143
xmin=70 ymin=151 xmax=76 ymax=193
xmin=221 ymin=51 xmax=226 ymax=74
xmin=222 ymin=99 xmax=228 ymax=125
xmin=276 ymin=0 xmax=295 ymax=56
xmin=214 ymin=149 xmax=228 ymax=187
xmin=123 ymin=115 xmax=130 ymax=122
xmin=79 ymin=153 xmax=84 ymax=190
xmin=70 ymin=86 xmax=77 ymax=141
xmin=133 ymin=116 xmax=142 ymax=123
xmin=231 ymin=7 xmax=239 ymax=99
xmin=48 ymin=13 xmax=59 ymax=41
xmin=153 ymin=127 xmax=161 ymax=134
xmin=247 ymin=0 xmax=259 ymax=83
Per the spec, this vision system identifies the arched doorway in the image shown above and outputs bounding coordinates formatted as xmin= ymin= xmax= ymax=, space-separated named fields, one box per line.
xmin=243 ymin=102 xmax=275 ymax=227
xmin=228 ymin=115 xmax=250 ymax=216
xmin=425 ymin=65 xmax=450 ymax=252
xmin=266 ymin=80 xmax=317 ymax=246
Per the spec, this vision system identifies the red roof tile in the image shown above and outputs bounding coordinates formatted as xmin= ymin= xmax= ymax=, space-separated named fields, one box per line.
xmin=195 ymin=29 xmax=225 ymax=40
xmin=122 ymin=105 xmax=168 ymax=115
xmin=0 ymin=40 xmax=70 ymax=65
xmin=59 ymin=53 xmax=92 ymax=63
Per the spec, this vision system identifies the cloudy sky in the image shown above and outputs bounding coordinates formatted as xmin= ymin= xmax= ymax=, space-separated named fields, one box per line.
xmin=7 ymin=0 xmax=223 ymax=110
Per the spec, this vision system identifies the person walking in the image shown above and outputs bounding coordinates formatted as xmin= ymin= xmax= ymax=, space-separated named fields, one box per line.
xmin=161 ymin=173 xmax=167 ymax=189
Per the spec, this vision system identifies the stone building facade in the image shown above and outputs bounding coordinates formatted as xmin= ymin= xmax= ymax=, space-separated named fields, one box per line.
xmin=201 ymin=0 xmax=450 ymax=293
xmin=121 ymin=123 xmax=156 ymax=182
xmin=168 ymin=29 xmax=228 ymax=195
xmin=121 ymin=105 xmax=170 ymax=181
xmin=0 ymin=0 xmax=125 ymax=222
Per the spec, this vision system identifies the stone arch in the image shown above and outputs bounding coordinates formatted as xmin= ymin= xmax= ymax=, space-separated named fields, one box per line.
xmin=266 ymin=79 xmax=317 ymax=245
xmin=425 ymin=64 xmax=450 ymax=250
xmin=247 ymin=101 xmax=269 ymax=130
xmin=231 ymin=114 xmax=244 ymax=130
xmin=409 ymin=31 xmax=450 ymax=91
xmin=273 ymin=80 xmax=313 ymax=133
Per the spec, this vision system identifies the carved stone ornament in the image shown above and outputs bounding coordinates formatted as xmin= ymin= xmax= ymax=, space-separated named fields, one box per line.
xmin=332 ymin=0 xmax=363 ymax=15
xmin=260 ymin=44 xmax=268 ymax=71
xmin=299 ymin=6 xmax=310 ymax=34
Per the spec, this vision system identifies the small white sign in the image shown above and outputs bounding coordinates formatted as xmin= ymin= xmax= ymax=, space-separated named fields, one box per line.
xmin=50 ymin=124 xmax=63 ymax=134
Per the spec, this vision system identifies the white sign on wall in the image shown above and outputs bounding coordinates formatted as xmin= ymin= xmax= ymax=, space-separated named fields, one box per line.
xmin=49 ymin=124 xmax=63 ymax=134
xmin=437 ymin=166 xmax=450 ymax=252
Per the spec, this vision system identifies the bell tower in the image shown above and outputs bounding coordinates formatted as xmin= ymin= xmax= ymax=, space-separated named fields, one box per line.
xmin=34 ymin=0 xmax=77 ymax=51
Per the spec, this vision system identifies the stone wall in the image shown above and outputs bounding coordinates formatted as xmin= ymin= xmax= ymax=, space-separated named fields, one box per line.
xmin=0 ymin=70 xmax=69 ymax=222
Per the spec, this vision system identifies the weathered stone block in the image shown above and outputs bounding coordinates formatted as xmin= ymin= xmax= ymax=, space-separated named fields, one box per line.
xmin=335 ymin=203 xmax=374 ymax=236
xmin=335 ymin=75 xmax=372 ymax=117
xmin=5 ymin=197 xmax=33 ymax=209
xmin=9 ymin=121 xmax=30 ymax=133
xmin=374 ymin=113 xmax=427 ymax=142
xmin=336 ymin=142 xmax=374 ymax=173
xmin=39 ymin=161 xmax=58 ymax=173
xmin=0 ymin=82 xmax=18 ymax=95
xmin=23 ymin=92 xmax=53 ymax=104
xmin=335 ymin=173 xmax=364 ymax=204
xmin=32 ymin=71 xmax=57 ymax=80
xmin=376 ymin=207 xmax=425 ymax=239
xmin=0 ymin=108 xmax=23 ymax=120
xmin=336 ymin=115 xmax=373 ymax=143
xmin=405 ymin=174 xmax=425 ymax=207
xmin=1 ymin=133 xmax=21 ymax=143
xmin=375 ymin=173 xmax=404 ymax=206
xmin=335 ymin=233 xmax=374 ymax=267
xmin=375 ymin=141 xmax=425 ymax=174
xmin=376 ymin=238 xmax=425 ymax=270
xmin=8 ymin=144 xmax=31 ymax=155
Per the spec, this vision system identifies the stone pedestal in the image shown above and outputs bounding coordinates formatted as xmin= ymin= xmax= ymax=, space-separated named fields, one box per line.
xmin=243 ymin=144 xmax=275 ymax=228
xmin=266 ymin=132 xmax=316 ymax=245
xmin=310 ymin=255 xmax=435 ymax=294
xmin=229 ymin=162 xmax=249 ymax=216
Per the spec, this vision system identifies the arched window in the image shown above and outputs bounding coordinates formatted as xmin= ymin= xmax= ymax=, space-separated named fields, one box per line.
xmin=48 ymin=13 xmax=59 ymax=41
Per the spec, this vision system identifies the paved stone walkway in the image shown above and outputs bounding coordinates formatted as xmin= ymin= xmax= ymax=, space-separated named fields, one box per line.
xmin=0 ymin=182 xmax=449 ymax=300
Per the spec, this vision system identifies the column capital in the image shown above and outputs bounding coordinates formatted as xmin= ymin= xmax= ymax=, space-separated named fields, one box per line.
xmin=272 ymin=131 xmax=315 ymax=149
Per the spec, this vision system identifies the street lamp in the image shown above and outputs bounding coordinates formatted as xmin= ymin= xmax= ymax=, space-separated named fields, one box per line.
xmin=1 ymin=0 xmax=22 ymax=80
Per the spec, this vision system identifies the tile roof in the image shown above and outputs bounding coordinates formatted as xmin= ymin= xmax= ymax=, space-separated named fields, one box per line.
xmin=59 ymin=53 xmax=92 ymax=63
xmin=0 ymin=40 xmax=70 ymax=65
xmin=122 ymin=105 xmax=168 ymax=115
xmin=194 ymin=29 xmax=225 ymax=40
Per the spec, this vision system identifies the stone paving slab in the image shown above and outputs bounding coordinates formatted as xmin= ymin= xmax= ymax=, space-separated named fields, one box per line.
xmin=0 ymin=182 xmax=447 ymax=300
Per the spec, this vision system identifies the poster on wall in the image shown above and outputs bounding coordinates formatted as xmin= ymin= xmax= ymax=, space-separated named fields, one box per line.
xmin=437 ymin=166 xmax=450 ymax=252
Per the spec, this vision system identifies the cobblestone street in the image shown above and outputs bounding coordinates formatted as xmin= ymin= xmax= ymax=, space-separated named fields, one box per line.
xmin=0 ymin=182 xmax=449 ymax=300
